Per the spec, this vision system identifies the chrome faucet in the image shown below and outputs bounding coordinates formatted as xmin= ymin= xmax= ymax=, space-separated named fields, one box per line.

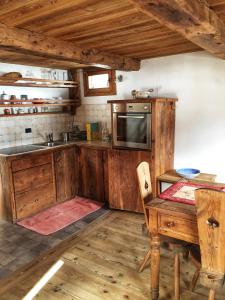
xmin=46 ymin=132 xmax=54 ymax=143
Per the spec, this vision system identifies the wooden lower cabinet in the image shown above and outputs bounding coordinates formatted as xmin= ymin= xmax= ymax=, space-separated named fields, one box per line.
xmin=108 ymin=149 xmax=151 ymax=212
xmin=78 ymin=147 xmax=107 ymax=203
xmin=54 ymin=147 xmax=78 ymax=203
xmin=12 ymin=153 xmax=56 ymax=220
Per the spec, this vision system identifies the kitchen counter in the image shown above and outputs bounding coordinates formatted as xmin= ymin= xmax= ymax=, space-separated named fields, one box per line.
xmin=0 ymin=140 xmax=112 ymax=157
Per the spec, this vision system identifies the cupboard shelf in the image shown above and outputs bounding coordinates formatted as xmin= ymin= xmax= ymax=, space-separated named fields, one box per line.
xmin=0 ymin=103 xmax=76 ymax=107
xmin=0 ymin=112 xmax=72 ymax=118
xmin=0 ymin=77 xmax=79 ymax=88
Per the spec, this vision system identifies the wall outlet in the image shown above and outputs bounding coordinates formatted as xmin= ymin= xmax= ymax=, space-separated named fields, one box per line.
xmin=25 ymin=128 xmax=32 ymax=133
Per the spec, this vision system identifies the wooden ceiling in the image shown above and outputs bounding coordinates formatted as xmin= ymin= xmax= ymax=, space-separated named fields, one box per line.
xmin=0 ymin=0 xmax=224 ymax=70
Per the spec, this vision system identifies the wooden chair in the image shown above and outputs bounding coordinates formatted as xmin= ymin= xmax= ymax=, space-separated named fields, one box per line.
xmin=136 ymin=161 xmax=190 ymax=299
xmin=190 ymin=188 xmax=225 ymax=300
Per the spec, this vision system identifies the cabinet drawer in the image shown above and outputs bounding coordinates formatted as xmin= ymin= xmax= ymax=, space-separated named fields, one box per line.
xmin=12 ymin=154 xmax=52 ymax=172
xmin=13 ymin=163 xmax=53 ymax=193
xmin=158 ymin=213 xmax=198 ymax=244
xmin=15 ymin=183 xmax=55 ymax=219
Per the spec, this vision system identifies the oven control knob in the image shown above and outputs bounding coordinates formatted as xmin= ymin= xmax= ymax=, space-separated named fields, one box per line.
xmin=144 ymin=106 xmax=148 ymax=110
xmin=114 ymin=105 xmax=119 ymax=110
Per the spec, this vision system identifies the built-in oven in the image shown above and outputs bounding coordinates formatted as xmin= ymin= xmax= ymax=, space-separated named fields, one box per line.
xmin=112 ymin=102 xmax=151 ymax=150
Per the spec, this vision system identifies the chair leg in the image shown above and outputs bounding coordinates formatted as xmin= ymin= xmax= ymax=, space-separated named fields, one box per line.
xmin=190 ymin=268 xmax=200 ymax=292
xmin=138 ymin=249 xmax=151 ymax=272
xmin=208 ymin=289 xmax=216 ymax=300
xmin=174 ymin=253 xmax=180 ymax=300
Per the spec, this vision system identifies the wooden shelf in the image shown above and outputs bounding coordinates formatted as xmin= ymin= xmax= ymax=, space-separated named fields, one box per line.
xmin=0 ymin=112 xmax=72 ymax=118
xmin=0 ymin=77 xmax=79 ymax=88
xmin=0 ymin=103 xmax=76 ymax=107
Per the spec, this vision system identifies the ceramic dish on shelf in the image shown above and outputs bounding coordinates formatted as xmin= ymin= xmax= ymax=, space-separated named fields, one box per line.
xmin=176 ymin=168 xmax=200 ymax=179
xmin=32 ymin=99 xmax=45 ymax=104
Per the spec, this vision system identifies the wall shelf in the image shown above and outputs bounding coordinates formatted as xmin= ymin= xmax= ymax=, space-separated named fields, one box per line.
xmin=0 ymin=112 xmax=72 ymax=118
xmin=0 ymin=77 xmax=79 ymax=88
xmin=0 ymin=71 xmax=81 ymax=117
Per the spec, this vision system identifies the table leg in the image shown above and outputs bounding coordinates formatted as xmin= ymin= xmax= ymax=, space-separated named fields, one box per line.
xmin=150 ymin=235 xmax=160 ymax=300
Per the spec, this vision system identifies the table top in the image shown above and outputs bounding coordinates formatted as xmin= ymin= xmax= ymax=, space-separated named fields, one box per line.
xmin=145 ymin=197 xmax=196 ymax=215
xmin=157 ymin=170 xmax=217 ymax=183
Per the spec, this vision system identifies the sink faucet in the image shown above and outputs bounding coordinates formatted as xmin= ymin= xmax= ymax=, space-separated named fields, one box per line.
xmin=46 ymin=132 xmax=54 ymax=143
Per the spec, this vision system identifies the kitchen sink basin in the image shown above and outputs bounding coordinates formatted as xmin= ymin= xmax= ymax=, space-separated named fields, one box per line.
xmin=34 ymin=141 xmax=71 ymax=147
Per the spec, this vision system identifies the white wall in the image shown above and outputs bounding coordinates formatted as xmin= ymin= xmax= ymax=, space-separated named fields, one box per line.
xmin=80 ymin=52 xmax=225 ymax=182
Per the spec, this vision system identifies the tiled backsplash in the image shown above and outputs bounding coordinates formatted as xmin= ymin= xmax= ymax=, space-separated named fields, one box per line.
xmin=0 ymin=114 xmax=73 ymax=149
xmin=73 ymin=104 xmax=111 ymax=132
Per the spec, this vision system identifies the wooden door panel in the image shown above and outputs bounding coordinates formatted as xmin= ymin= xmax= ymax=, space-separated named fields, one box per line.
xmin=13 ymin=163 xmax=53 ymax=193
xmin=54 ymin=147 xmax=77 ymax=203
xmin=12 ymin=154 xmax=52 ymax=172
xmin=78 ymin=147 xmax=105 ymax=202
xmin=16 ymin=182 xmax=55 ymax=219
xmin=108 ymin=149 xmax=151 ymax=212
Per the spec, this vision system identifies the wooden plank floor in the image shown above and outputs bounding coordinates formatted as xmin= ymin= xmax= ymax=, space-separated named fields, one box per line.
xmin=2 ymin=211 xmax=225 ymax=300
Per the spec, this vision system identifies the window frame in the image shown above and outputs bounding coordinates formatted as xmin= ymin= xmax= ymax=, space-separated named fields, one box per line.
xmin=83 ymin=68 xmax=117 ymax=97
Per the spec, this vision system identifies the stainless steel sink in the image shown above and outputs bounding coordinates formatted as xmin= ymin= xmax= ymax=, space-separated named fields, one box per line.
xmin=34 ymin=141 xmax=70 ymax=147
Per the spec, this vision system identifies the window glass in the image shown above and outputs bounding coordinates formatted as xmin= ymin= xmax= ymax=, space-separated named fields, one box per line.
xmin=88 ymin=73 xmax=109 ymax=89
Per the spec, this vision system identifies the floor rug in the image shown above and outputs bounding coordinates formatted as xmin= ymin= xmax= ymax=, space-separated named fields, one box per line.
xmin=17 ymin=196 xmax=103 ymax=235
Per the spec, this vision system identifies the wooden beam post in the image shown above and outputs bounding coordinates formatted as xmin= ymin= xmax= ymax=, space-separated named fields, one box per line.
xmin=0 ymin=23 xmax=140 ymax=71
xmin=129 ymin=0 xmax=225 ymax=59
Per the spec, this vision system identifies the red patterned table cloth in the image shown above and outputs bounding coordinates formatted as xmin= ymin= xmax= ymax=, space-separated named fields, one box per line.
xmin=159 ymin=181 xmax=225 ymax=205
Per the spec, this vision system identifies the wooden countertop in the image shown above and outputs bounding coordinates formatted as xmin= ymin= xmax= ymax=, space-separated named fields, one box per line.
xmin=0 ymin=140 xmax=112 ymax=158
xmin=157 ymin=169 xmax=217 ymax=183
xmin=107 ymin=98 xmax=178 ymax=104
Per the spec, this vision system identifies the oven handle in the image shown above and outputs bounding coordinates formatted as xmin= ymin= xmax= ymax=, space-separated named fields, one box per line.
xmin=117 ymin=115 xmax=145 ymax=119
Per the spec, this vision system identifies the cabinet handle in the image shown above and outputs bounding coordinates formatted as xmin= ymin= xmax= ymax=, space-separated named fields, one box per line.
xmin=166 ymin=221 xmax=175 ymax=228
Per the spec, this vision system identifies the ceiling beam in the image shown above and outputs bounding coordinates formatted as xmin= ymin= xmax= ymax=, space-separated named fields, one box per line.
xmin=0 ymin=22 xmax=140 ymax=71
xmin=129 ymin=0 xmax=225 ymax=59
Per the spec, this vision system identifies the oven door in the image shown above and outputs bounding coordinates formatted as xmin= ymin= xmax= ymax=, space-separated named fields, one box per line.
xmin=113 ymin=112 xmax=151 ymax=149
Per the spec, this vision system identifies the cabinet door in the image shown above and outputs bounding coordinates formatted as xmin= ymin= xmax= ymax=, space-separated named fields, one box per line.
xmin=12 ymin=153 xmax=56 ymax=220
xmin=108 ymin=149 xmax=151 ymax=212
xmin=78 ymin=147 xmax=105 ymax=202
xmin=54 ymin=147 xmax=78 ymax=202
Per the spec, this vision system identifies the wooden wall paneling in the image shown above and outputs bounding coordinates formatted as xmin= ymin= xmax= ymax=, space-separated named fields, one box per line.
xmin=151 ymin=99 xmax=176 ymax=195
xmin=68 ymin=69 xmax=81 ymax=113
xmin=108 ymin=149 xmax=151 ymax=212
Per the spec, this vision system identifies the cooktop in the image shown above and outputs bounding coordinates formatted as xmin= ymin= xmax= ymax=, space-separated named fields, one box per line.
xmin=0 ymin=145 xmax=45 ymax=155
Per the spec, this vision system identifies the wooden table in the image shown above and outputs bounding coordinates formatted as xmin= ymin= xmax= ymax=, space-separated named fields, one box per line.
xmin=145 ymin=198 xmax=199 ymax=300
xmin=157 ymin=170 xmax=217 ymax=194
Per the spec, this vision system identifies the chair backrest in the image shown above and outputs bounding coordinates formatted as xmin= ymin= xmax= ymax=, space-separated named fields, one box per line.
xmin=195 ymin=188 xmax=225 ymax=289
xmin=136 ymin=161 xmax=152 ymax=228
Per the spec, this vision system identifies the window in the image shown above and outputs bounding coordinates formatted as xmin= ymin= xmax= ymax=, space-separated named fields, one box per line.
xmin=83 ymin=68 xmax=116 ymax=97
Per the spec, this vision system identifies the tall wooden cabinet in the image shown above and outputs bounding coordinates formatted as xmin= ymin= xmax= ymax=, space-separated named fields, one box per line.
xmin=107 ymin=98 xmax=177 ymax=212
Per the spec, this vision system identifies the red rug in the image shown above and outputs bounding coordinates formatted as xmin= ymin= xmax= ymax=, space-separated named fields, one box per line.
xmin=17 ymin=196 xmax=103 ymax=235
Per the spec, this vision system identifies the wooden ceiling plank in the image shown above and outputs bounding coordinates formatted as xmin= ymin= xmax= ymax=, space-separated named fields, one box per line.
xmin=129 ymin=0 xmax=225 ymax=59
xmin=72 ymin=23 xmax=164 ymax=45
xmin=62 ymin=15 xmax=155 ymax=41
xmin=0 ymin=0 xmax=40 ymax=16
xmin=113 ymin=39 xmax=198 ymax=56
xmin=79 ymin=31 xmax=181 ymax=50
xmin=102 ymin=37 xmax=190 ymax=53
xmin=0 ymin=22 xmax=140 ymax=71
xmin=23 ymin=0 xmax=130 ymax=33
xmin=124 ymin=41 xmax=200 ymax=57
xmin=45 ymin=7 xmax=139 ymax=37
xmin=0 ymin=0 xmax=96 ymax=26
